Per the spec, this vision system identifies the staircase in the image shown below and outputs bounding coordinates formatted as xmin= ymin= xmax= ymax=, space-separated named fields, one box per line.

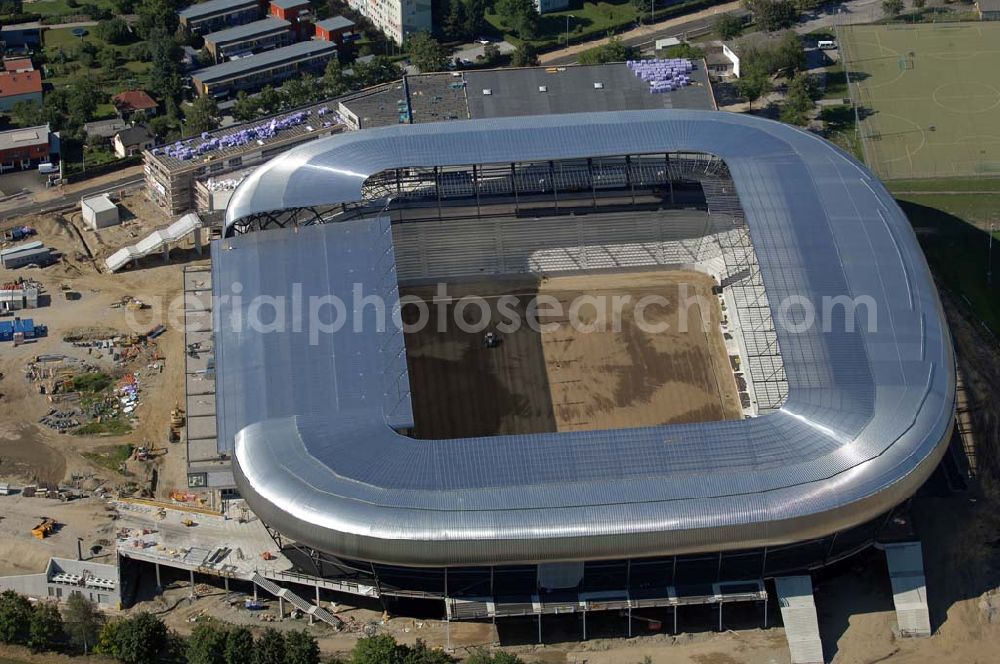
xmin=251 ymin=573 xmax=343 ymax=628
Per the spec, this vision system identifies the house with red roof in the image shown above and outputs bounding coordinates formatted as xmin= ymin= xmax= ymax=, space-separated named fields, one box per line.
xmin=0 ymin=62 xmax=41 ymax=113
xmin=112 ymin=90 xmax=159 ymax=121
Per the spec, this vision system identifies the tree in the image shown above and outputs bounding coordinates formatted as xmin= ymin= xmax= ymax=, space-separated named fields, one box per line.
xmin=482 ymin=42 xmax=501 ymax=66
xmin=115 ymin=612 xmax=168 ymax=664
xmin=403 ymin=639 xmax=455 ymax=664
xmin=67 ymin=76 xmax=102 ymax=127
xmin=224 ymin=626 xmax=255 ymax=664
xmin=443 ymin=0 xmax=468 ymax=40
xmin=350 ymin=634 xmax=402 ymax=664
xmin=737 ymin=66 xmax=773 ymax=110
xmin=743 ymin=0 xmax=797 ymax=32
xmin=578 ymin=36 xmax=633 ymax=65
xmin=149 ymin=30 xmax=183 ymax=104
xmin=352 ymin=56 xmax=403 ymax=88
xmin=10 ymin=100 xmax=39 ymax=127
xmin=662 ymin=43 xmax=705 ymax=60
xmin=465 ymin=648 xmax=526 ymax=664
xmin=510 ymin=42 xmax=538 ymax=67
xmin=136 ymin=0 xmax=179 ymax=40
xmin=232 ymin=91 xmax=260 ymax=122
xmin=280 ymin=74 xmax=318 ymax=108
xmin=464 ymin=0 xmax=489 ymax=37
xmin=713 ymin=13 xmax=745 ymax=41
xmin=64 ymin=592 xmax=102 ymax=655
xmin=186 ymin=95 xmax=220 ymax=134
xmin=323 ymin=57 xmax=350 ymax=97
xmin=254 ymin=627 xmax=286 ymax=664
xmin=407 ymin=32 xmax=448 ymax=73
xmin=913 ymin=0 xmax=925 ymax=8
xmin=780 ymin=72 xmax=817 ymax=125
xmin=882 ymin=0 xmax=903 ymax=16
xmin=187 ymin=621 xmax=229 ymax=664
xmin=27 ymin=602 xmax=63 ymax=652
xmin=256 ymin=85 xmax=282 ymax=115
xmin=284 ymin=629 xmax=320 ymax=664
xmin=495 ymin=0 xmax=538 ymax=39
xmin=96 ymin=17 xmax=131 ymax=45
xmin=0 ymin=590 xmax=32 ymax=645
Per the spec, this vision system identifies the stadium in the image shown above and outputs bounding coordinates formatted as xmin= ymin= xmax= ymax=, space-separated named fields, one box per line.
xmin=215 ymin=109 xmax=955 ymax=623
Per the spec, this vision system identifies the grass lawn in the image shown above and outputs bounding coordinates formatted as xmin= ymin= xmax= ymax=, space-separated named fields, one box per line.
xmin=840 ymin=22 xmax=1000 ymax=179
xmin=820 ymin=105 xmax=862 ymax=161
xmin=898 ymin=194 xmax=1000 ymax=333
xmin=81 ymin=443 xmax=134 ymax=470
xmin=25 ymin=0 xmax=114 ymax=18
xmin=488 ymin=1 xmax=639 ymax=47
xmin=43 ymin=26 xmax=99 ymax=50
xmin=886 ymin=178 xmax=1000 ymax=193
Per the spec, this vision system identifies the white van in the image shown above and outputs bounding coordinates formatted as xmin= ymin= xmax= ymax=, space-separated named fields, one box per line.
xmin=818 ymin=40 xmax=837 ymax=50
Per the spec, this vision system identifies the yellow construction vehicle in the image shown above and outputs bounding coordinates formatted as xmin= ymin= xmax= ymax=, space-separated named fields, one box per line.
xmin=31 ymin=518 xmax=55 ymax=539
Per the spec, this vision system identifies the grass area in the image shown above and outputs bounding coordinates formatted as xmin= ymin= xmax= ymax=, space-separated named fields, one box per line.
xmin=822 ymin=62 xmax=848 ymax=100
xmin=488 ymin=0 xmax=721 ymax=48
xmin=75 ymin=419 xmax=133 ymax=437
xmin=840 ymin=22 xmax=1000 ymax=180
xmin=820 ymin=105 xmax=862 ymax=161
xmin=81 ymin=443 xmax=134 ymax=471
xmin=898 ymin=195 xmax=1000 ymax=333
xmin=43 ymin=26 xmax=98 ymax=50
xmin=886 ymin=178 xmax=1000 ymax=193
xmin=24 ymin=0 xmax=113 ymax=18
xmin=71 ymin=371 xmax=112 ymax=393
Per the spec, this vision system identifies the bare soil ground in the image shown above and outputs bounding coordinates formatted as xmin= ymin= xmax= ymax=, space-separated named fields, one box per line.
xmin=0 ymin=191 xmax=202 ymax=575
xmin=401 ymin=270 xmax=741 ymax=439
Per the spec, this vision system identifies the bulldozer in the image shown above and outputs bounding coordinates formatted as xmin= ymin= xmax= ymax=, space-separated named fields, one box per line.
xmin=31 ymin=518 xmax=55 ymax=540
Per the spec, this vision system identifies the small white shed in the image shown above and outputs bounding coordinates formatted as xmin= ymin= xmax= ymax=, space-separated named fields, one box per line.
xmin=81 ymin=194 xmax=120 ymax=230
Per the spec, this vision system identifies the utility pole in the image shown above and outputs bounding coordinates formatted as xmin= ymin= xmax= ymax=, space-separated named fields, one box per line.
xmin=565 ymin=15 xmax=574 ymax=46
xmin=989 ymin=222 xmax=995 ymax=286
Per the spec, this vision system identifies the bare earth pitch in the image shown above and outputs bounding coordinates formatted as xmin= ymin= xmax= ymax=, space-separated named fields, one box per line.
xmin=401 ymin=270 xmax=742 ymax=440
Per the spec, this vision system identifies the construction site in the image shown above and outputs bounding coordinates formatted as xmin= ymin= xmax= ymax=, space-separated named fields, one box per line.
xmin=0 ymin=101 xmax=997 ymax=664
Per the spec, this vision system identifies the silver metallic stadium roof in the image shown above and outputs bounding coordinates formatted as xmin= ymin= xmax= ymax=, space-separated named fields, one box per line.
xmin=220 ymin=111 xmax=954 ymax=566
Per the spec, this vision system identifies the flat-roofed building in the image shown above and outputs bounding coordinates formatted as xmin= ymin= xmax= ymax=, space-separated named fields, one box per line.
xmin=178 ymin=0 xmax=262 ymax=34
xmin=191 ymin=40 xmax=337 ymax=97
xmin=0 ymin=124 xmax=49 ymax=173
xmin=269 ymin=0 xmax=312 ymax=37
xmin=978 ymin=0 xmax=1000 ymax=19
xmin=314 ymin=16 xmax=356 ymax=45
xmin=203 ymin=17 xmax=293 ymax=63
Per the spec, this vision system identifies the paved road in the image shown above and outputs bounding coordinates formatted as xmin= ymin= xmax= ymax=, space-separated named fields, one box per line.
xmin=541 ymin=0 xmax=886 ymax=66
xmin=0 ymin=173 xmax=145 ymax=222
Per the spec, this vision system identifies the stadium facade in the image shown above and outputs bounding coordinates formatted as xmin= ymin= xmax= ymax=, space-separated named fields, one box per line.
xmin=216 ymin=110 xmax=954 ymax=609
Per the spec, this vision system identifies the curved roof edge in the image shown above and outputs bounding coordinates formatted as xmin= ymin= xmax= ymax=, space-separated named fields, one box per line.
xmin=221 ymin=110 xmax=955 ymax=566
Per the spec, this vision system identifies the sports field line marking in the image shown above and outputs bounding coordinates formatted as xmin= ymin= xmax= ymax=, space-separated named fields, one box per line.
xmin=875 ymin=114 xmax=927 ymax=167
xmin=931 ymin=83 xmax=1000 ymax=115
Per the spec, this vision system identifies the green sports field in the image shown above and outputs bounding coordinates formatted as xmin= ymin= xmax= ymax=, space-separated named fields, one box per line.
xmin=839 ymin=22 xmax=1000 ymax=180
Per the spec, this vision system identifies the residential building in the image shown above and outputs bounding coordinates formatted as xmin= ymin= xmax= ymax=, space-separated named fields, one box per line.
xmin=0 ymin=124 xmax=49 ymax=173
xmin=0 ymin=65 xmax=41 ymax=112
xmin=113 ymin=125 xmax=155 ymax=158
xmin=190 ymin=40 xmax=337 ymax=98
xmin=203 ymin=17 xmax=293 ymax=63
xmin=178 ymin=0 xmax=262 ymax=34
xmin=269 ymin=0 xmax=312 ymax=38
xmin=344 ymin=0 xmax=431 ymax=45
xmin=314 ymin=16 xmax=356 ymax=45
xmin=84 ymin=119 xmax=128 ymax=140
xmin=112 ymin=90 xmax=158 ymax=120
xmin=978 ymin=0 xmax=1000 ymax=19
xmin=0 ymin=22 xmax=42 ymax=50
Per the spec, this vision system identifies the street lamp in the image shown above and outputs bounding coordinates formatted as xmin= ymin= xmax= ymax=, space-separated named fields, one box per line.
xmin=565 ymin=15 xmax=574 ymax=46
xmin=651 ymin=0 xmax=655 ymax=24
